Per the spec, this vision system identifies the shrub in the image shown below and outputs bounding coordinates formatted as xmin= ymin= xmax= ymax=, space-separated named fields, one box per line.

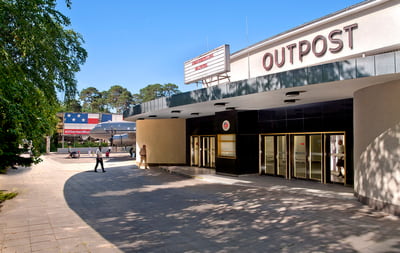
xmin=0 ymin=191 xmax=18 ymax=203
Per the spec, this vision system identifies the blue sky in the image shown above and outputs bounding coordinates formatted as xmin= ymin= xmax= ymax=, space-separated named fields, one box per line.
xmin=58 ymin=0 xmax=363 ymax=95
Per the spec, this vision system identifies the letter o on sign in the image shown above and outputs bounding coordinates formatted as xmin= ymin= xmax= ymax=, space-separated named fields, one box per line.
xmin=312 ymin=35 xmax=328 ymax=57
xmin=222 ymin=120 xmax=230 ymax=131
xmin=262 ymin=52 xmax=273 ymax=71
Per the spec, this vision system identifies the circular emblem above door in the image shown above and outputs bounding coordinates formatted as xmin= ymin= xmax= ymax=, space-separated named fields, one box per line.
xmin=222 ymin=120 xmax=230 ymax=131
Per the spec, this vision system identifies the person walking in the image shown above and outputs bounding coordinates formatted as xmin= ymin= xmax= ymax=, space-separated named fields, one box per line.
xmin=94 ymin=146 xmax=106 ymax=173
xmin=138 ymin=144 xmax=148 ymax=169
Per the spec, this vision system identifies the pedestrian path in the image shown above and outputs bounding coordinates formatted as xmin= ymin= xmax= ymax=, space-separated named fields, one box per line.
xmin=158 ymin=165 xmax=355 ymax=200
xmin=0 ymin=153 xmax=399 ymax=252
xmin=0 ymin=154 xmax=124 ymax=253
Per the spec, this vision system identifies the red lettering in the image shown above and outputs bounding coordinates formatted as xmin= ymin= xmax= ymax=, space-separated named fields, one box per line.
xmin=312 ymin=35 xmax=327 ymax=57
xmin=192 ymin=54 xmax=214 ymax=65
xmin=299 ymin=40 xmax=311 ymax=62
xmin=195 ymin=63 xmax=208 ymax=71
xmin=344 ymin=23 xmax=358 ymax=49
xmin=64 ymin=129 xmax=91 ymax=135
xmin=261 ymin=23 xmax=358 ymax=72
xmin=262 ymin=52 xmax=273 ymax=71
xmin=274 ymin=47 xmax=285 ymax=67
xmin=328 ymin=29 xmax=343 ymax=53
xmin=287 ymin=43 xmax=296 ymax=64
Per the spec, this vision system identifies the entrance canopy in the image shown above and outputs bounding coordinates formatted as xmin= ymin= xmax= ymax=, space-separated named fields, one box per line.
xmin=124 ymin=51 xmax=400 ymax=121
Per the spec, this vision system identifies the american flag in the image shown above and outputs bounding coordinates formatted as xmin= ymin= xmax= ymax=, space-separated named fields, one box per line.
xmin=64 ymin=113 xmax=99 ymax=124
xmin=101 ymin=114 xmax=112 ymax=122
xmin=101 ymin=114 xmax=123 ymax=122
xmin=63 ymin=113 xmax=99 ymax=135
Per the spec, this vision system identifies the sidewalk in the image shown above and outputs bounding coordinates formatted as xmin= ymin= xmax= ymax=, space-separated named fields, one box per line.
xmin=0 ymin=153 xmax=399 ymax=252
xmin=158 ymin=165 xmax=355 ymax=200
xmin=0 ymin=154 xmax=126 ymax=253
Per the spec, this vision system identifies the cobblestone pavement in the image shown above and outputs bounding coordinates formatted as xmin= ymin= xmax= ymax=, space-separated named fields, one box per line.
xmin=0 ymin=153 xmax=399 ymax=252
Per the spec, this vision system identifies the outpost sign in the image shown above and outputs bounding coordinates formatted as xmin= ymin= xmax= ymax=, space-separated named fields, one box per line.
xmin=262 ymin=23 xmax=358 ymax=72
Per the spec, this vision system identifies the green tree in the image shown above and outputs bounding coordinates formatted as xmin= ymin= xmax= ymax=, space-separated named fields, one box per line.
xmin=131 ymin=93 xmax=142 ymax=105
xmin=162 ymin=83 xmax=180 ymax=97
xmin=61 ymin=98 xmax=82 ymax=112
xmin=0 ymin=0 xmax=87 ymax=170
xmin=99 ymin=90 xmax=110 ymax=113
xmin=79 ymin=87 xmax=104 ymax=112
xmin=107 ymin=85 xmax=133 ymax=113
xmin=138 ymin=83 xmax=163 ymax=102
xmin=137 ymin=83 xmax=181 ymax=102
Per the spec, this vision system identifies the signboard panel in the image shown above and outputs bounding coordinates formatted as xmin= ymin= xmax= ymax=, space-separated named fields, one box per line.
xmin=63 ymin=112 xmax=98 ymax=135
xmin=184 ymin=44 xmax=230 ymax=84
xmin=62 ymin=112 xmax=123 ymax=135
xmin=64 ymin=129 xmax=91 ymax=135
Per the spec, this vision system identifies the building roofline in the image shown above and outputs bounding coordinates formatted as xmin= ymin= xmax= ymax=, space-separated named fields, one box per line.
xmin=231 ymin=0 xmax=386 ymax=60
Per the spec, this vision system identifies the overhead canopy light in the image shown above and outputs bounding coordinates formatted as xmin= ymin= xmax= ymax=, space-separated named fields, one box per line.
xmin=285 ymin=91 xmax=305 ymax=97
xmin=214 ymin=102 xmax=227 ymax=107
xmin=284 ymin=99 xmax=299 ymax=104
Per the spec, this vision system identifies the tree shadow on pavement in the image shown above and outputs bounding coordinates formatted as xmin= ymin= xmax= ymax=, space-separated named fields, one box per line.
xmin=64 ymin=166 xmax=400 ymax=252
xmin=1 ymin=165 xmax=32 ymax=176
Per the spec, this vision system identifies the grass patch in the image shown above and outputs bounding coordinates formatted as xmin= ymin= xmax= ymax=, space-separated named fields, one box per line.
xmin=0 ymin=191 xmax=18 ymax=203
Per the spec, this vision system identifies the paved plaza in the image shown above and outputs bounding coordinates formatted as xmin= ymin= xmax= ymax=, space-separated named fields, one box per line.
xmin=0 ymin=153 xmax=399 ymax=252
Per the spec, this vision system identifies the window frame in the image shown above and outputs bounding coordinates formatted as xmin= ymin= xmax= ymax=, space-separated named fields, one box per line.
xmin=217 ymin=134 xmax=236 ymax=158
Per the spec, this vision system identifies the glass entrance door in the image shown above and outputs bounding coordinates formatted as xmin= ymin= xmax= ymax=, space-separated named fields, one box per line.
xmin=201 ymin=137 xmax=216 ymax=168
xmin=259 ymin=132 xmax=346 ymax=184
xmin=209 ymin=137 xmax=216 ymax=168
xmin=293 ymin=135 xmax=307 ymax=178
xmin=191 ymin=135 xmax=216 ymax=168
xmin=191 ymin=136 xmax=200 ymax=166
xmin=328 ymin=134 xmax=345 ymax=183
xmin=202 ymin=137 xmax=210 ymax=167
xmin=309 ymin=135 xmax=323 ymax=181
xmin=277 ymin=136 xmax=287 ymax=177
xmin=260 ymin=136 xmax=275 ymax=174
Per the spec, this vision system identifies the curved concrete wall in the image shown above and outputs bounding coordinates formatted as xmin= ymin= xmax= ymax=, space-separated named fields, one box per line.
xmin=354 ymin=80 xmax=400 ymax=215
xmin=136 ymin=119 xmax=186 ymax=165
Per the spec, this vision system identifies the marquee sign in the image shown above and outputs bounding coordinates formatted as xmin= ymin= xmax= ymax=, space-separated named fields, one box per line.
xmin=184 ymin=44 xmax=230 ymax=84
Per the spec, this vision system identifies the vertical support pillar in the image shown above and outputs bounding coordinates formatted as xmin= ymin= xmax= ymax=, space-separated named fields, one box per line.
xmin=46 ymin=136 xmax=51 ymax=154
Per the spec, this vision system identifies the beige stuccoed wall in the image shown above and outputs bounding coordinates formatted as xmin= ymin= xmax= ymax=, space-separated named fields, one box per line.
xmin=136 ymin=119 xmax=186 ymax=164
xmin=354 ymin=80 xmax=400 ymax=214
